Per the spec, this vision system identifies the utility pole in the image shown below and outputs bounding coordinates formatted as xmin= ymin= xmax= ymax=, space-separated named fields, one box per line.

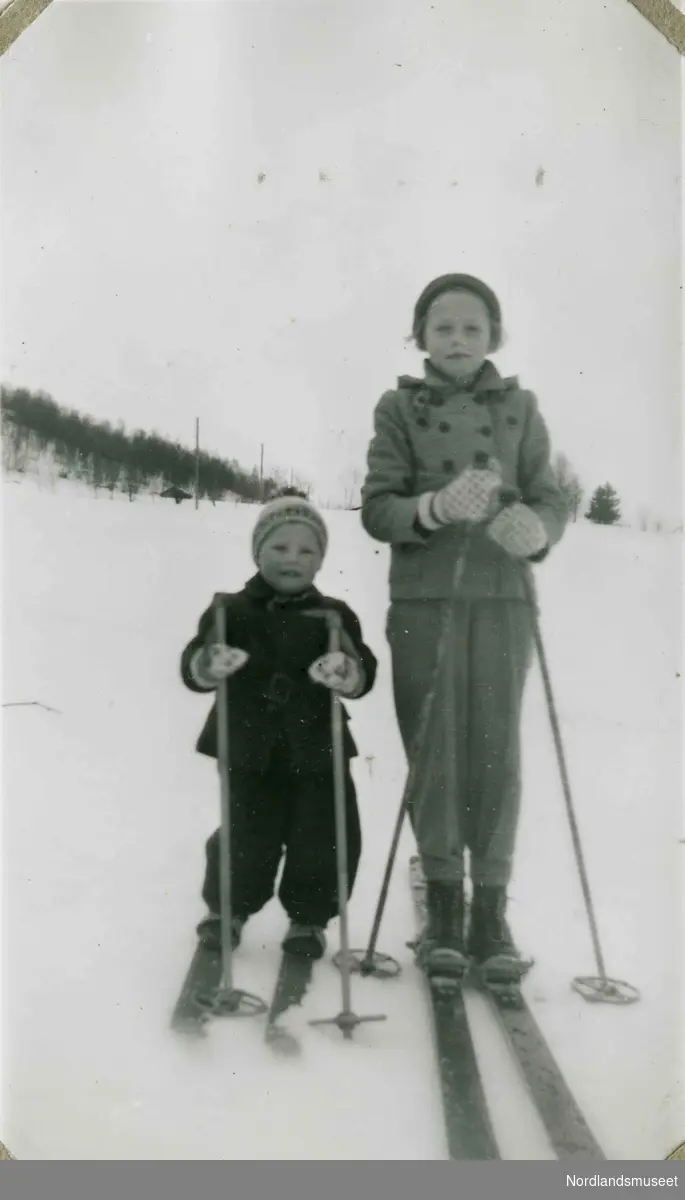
xmin=194 ymin=418 xmax=200 ymax=510
xmin=259 ymin=443 xmax=264 ymax=501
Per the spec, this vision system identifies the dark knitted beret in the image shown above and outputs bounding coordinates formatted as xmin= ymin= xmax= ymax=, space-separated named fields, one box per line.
xmin=412 ymin=274 xmax=503 ymax=352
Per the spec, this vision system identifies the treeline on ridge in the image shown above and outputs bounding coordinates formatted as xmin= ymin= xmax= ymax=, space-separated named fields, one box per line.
xmin=1 ymin=385 xmax=280 ymax=503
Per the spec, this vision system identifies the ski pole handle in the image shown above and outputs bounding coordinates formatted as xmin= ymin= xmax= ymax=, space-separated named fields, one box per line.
xmin=499 ymin=485 xmax=520 ymax=507
xmin=327 ymin=611 xmax=342 ymax=656
xmin=472 ymin=449 xmax=520 ymax=512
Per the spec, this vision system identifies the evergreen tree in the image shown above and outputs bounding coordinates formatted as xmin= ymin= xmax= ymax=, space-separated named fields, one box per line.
xmin=586 ymin=483 xmax=621 ymax=525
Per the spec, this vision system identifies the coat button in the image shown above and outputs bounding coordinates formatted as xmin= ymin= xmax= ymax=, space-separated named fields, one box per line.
xmin=506 ymin=415 xmax=518 ymax=426
xmin=443 ymin=459 xmax=454 ymax=472
xmin=480 ymin=426 xmax=492 ymax=436
xmin=439 ymin=421 xmax=450 ymax=433
xmin=416 ymin=416 xmax=429 ymax=429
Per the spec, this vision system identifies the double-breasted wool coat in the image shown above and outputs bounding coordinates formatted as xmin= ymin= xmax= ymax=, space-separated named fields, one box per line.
xmin=361 ymin=358 xmax=568 ymax=887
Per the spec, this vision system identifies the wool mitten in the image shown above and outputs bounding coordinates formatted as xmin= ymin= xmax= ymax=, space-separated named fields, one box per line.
xmin=190 ymin=644 xmax=249 ymax=688
xmin=487 ymin=502 xmax=547 ymax=558
xmin=418 ymin=464 xmax=502 ymax=529
xmin=308 ymin=651 xmax=364 ymax=698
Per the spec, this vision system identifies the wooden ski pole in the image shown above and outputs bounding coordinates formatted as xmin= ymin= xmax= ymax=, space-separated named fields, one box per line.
xmin=337 ymin=451 xmax=497 ymax=980
xmin=336 ymin=544 xmax=470 ymax=980
xmin=519 ymin=570 xmax=639 ymax=1006
xmin=198 ymin=594 xmax=266 ymax=1018
xmin=309 ymin=610 xmax=386 ymax=1038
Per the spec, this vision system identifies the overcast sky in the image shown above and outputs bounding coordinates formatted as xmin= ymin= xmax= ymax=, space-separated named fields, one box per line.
xmin=2 ymin=0 xmax=681 ymax=517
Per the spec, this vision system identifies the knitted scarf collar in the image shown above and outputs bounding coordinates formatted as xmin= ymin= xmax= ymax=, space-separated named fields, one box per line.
xmin=244 ymin=572 xmax=321 ymax=612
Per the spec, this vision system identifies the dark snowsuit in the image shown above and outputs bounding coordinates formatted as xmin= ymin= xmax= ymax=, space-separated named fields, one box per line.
xmin=180 ymin=574 xmax=377 ymax=926
xmin=361 ymin=358 xmax=567 ymax=887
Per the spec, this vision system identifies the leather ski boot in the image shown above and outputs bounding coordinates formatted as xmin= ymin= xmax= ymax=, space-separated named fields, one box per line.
xmin=467 ymin=884 xmax=532 ymax=983
xmin=418 ymin=880 xmax=469 ymax=982
xmin=196 ymin=912 xmax=245 ymax=952
xmin=282 ymin=923 xmax=327 ymax=960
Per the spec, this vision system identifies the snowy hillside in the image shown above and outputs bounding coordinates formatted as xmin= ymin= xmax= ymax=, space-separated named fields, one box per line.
xmin=1 ymin=476 xmax=682 ymax=1160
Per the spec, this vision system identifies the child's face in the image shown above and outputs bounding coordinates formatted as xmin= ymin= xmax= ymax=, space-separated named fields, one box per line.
xmin=422 ymin=290 xmax=491 ymax=379
xmin=257 ymin=522 xmax=323 ymax=593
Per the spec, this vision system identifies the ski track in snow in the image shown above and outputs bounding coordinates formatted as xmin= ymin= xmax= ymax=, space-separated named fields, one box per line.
xmin=1 ymin=478 xmax=682 ymax=1159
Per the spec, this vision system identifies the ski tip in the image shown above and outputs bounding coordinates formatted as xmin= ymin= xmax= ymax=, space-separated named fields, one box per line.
xmin=265 ymin=1024 xmax=302 ymax=1058
xmin=171 ymin=1016 xmax=209 ymax=1039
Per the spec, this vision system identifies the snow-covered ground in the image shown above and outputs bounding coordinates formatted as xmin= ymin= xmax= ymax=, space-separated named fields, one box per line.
xmin=1 ymin=475 xmax=682 ymax=1159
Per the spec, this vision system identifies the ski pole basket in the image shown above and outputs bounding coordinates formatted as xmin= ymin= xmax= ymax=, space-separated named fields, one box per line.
xmin=309 ymin=1010 xmax=388 ymax=1040
xmin=195 ymin=986 xmax=267 ymax=1018
xmin=332 ymin=948 xmax=401 ymax=979
xmin=571 ymin=976 xmax=640 ymax=1005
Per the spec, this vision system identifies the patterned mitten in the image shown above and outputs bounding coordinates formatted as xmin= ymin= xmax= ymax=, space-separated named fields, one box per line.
xmin=190 ymin=644 xmax=249 ymax=688
xmin=487 ymin=503 xmax=547 ymax=558
xmin=308 ymin=651 xmax=364 ymax=697
xmin=418 ymin=464 xmax=502 ymax=529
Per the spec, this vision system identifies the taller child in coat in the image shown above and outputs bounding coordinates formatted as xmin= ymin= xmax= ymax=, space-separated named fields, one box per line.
xmin=361 ymin=274 xmax=568 ymax=981
xmin=181 ymin=493 xmax=377 ymax=961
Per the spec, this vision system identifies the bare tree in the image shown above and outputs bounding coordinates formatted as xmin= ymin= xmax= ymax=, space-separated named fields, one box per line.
xmin=637 ymin=507 xmax=666 ymax=534
xmin=341 ymin=466 xmax=363 ymax=510
xmin=553 ymin=452 xmax=583 ymax=521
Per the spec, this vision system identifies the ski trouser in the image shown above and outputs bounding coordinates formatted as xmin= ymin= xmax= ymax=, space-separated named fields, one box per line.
xmin=387 ymin=598 xmax=533 ymax=887
xmin=201 ymin=759 xmax=362 ymax=927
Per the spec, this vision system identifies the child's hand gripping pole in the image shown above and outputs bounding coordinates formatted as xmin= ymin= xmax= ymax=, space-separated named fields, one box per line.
xmin=335 ymin=452 xmax=498 ymax=983
xmin=196 ymin=594 xmax=266 ymax=1020
xmin=307 ymin=609 xmax=386 ymax=1039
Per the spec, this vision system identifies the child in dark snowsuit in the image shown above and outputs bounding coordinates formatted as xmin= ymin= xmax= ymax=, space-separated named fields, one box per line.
xmin=181 ymin=494 xmax=377 ymax=961
xmin=361 ymin=274 xmax=568 ymax=980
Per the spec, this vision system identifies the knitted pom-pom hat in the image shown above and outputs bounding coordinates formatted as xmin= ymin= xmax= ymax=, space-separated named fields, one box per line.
xmin=412 ymin=274 xmax=503 ymax=352
xmin=252 ymin=495 xmax=328 ymax=563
